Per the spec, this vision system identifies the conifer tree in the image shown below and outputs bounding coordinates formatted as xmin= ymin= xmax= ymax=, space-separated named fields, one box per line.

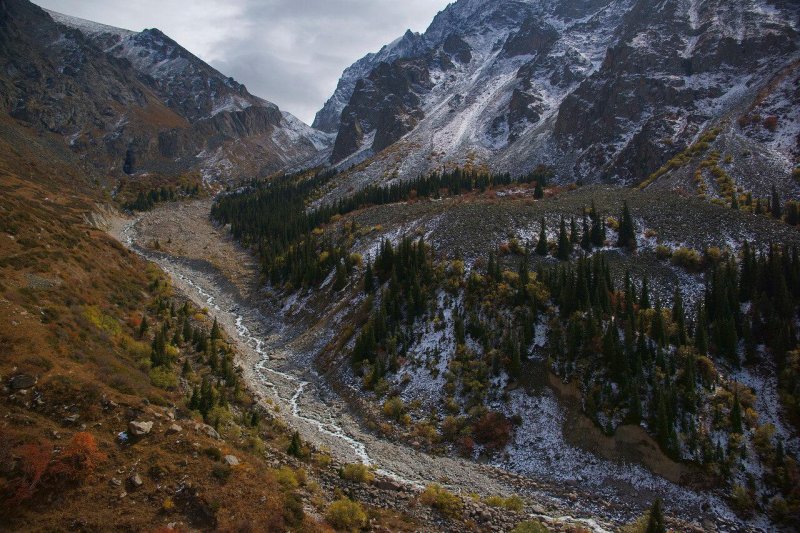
xmin=617 ymin=201 xmax=637 ymax=250
xmin=287 ymin=431 xmax=303 ymax=457
xmin=771 ymin=184 xmax=782 ymax=219
xmin=581 ymin=211 xmax=592 ymax=251
xmin=210 ymin=318 xmax=220 ymax=341
xmin=363 ymin=259 xmax=375 ymax=294
xmin=646 ymin=498 xmax=666 ymax=533
xmin=570 ymin=217 xmax=579 ymax=244
xmin=139 ymin=315 xmax=149 ymax=338
xmin=557 ymin=217 xmax=571 ymax=261
xmin=534 ymin=181 xmax=544 ymax=199
xmin=535 ymin=218 xmax=549 ymax=256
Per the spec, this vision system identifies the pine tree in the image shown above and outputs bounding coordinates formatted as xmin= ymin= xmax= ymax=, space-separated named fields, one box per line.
xmin=771 ymin=184 xmax=782 ymax=219
xmin=580 ymin=211 xmax=592 ymax=251
xmin=139 ymin=315 xmax=149 ymax=338
xmin=617 ymin=201 xmax=637 ymax=250
xmin=364 ymin=259 xmax=375 ymax=294
xmin=569 ymin=217 xmax=579 ymax=244
xmin=287 ymin=431 xmax=303 ymax=457
xmin=535 ymin=218 xmax=549 ymax=256
xmin=182 ymin=317 xmax=192 ymax=342
xmin=694 ymin=304 xmax=709 ymax=355
xmin=557 ymin=217 xmax=571 ymax=261
xmin=534 ymin=181 xmax=544 ymax=199
xmin=210 ymin=318 xmax=220 ymax=341
xmin=646 ymin=498 xmax=666 ymax=533
xmin=590 ymin=202 xmax=604 ymax=247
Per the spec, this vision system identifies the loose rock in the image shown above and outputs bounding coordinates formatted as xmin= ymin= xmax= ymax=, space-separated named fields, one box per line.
xmin=128 ymin=420 xmax=153 ymax=436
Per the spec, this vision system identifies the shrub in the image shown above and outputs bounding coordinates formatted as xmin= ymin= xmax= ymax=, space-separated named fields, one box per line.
xmin=512 ymin=521 xmax=549 ymax=533
xmin=149 ymin=366 xmax=178 ymax=390
xmin=382 ymin=396 xmax=406 ymax=422
xmin=472 ymin=411 xmax=513 ymax=451
xmin=326 ymin=498 xmax=368 ymax=531
xmin=340 ymin=463 xmax=374 ymax=484
xmin=671 ymin=247 xmax=703 ymax=271
xmin=655 ymin=245 xmax=672 ymax=260
xmin=419 ymin=484 xmax=463 ymax=518
xmin=275 ymin=466 xmax=299 ymax=489
xmin=763 ymin=115 xmax=778 ymax=131
xmin=731 ymin=484 xmax=754 ymax=515
xmin=484 ymin=494 xmax=524 ymax=512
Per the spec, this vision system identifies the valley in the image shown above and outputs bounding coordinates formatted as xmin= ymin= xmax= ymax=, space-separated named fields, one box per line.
xmin=112 ymin=195 xmax=783 ymax=531
xmin=2 ymin=0 xmax=799 ymax=530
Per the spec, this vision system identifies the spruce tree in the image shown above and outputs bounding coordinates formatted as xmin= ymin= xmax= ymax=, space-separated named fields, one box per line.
xmin=363 ymin=259 xmax=375 ymax=294
xmin=287 ymin=431 xmax=303 ymax=457
xmin=771 ymin=185 xmax=782 ymax=219
xmin=646 ymin=498 xmax=666 ymax=533
xmin=139 ymin=315 xmax=149 ymax=338
xmin=210 ymin=318 xmax=220 ymax=341
xmin=617 ymin=201 xmax=637 ymax=250
xmin=581 ymin=211 xmax=592 ymax=251
xmin=534 ymin=181 xmax=544 ymax=199
xmin=557 ymin=217 xmax=571 ymax=261
xmin=535 ymin=218 xmax=549 ymax=256
xmin=569 ymin=217 xmax=578 ymax=244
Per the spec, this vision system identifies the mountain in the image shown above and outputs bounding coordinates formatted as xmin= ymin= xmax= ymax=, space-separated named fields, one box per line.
xmin=0 ymin=0 xmax=331 ymax=184
xmin=320 ymin=0 xmax=800 ymax=196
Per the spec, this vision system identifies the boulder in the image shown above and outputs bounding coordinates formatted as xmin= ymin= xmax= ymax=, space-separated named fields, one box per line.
xmin=195 ymin=423 xmax=221 ymax=440
xmin=129 ymin=474 xmax=143 ymax=488
xmin=9 ymin=374 xmax=36 ymax=390
xmin=128 ymin=420 xmax=153 ymax=437
xmin=223 ymin=455 xmax=239 ymax=466
xmin=166 ymin=424 xmax=182 ymax=434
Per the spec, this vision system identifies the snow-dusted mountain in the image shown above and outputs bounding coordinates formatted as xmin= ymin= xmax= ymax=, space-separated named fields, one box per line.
xmin=320 ymin=0 xmax=800 ymax=196
xmin=1 ymin=0 xmax=331 ymax=182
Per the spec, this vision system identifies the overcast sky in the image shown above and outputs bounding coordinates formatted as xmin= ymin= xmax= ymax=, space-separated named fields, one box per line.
xmin=35 ymin=0 xmax=451 ymax=124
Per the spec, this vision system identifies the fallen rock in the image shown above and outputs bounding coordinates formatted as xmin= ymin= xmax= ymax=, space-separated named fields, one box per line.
xmin=223 ymin=455 xmax=239 ymax=466
xmin=128 ymin=420 xmax=153 ymax=437
xmin=129 ymin=474 xmax=143 ymax=488
xmin=166 ymin=424 xmax=183 ymax=435
xmin=9 ymin=374 xmax=36 ymax=390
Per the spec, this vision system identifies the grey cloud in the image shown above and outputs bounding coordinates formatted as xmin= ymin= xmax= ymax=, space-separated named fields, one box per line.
xmin=35 ymin=0 xmax=451 ymax=123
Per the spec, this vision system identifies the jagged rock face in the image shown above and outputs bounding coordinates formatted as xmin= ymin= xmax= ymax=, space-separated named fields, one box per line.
xmin=331 ymin=58 xmax=432 ymax=162
xmin=553 ymin=0 xmax=799 ymax=182
xmin=319 ymin=0 xmax=800 ymax=192
xmin=0 ymin=0 xmax=330 ymax=182
xmin=313 ymin=29 xmax=429 ymax=134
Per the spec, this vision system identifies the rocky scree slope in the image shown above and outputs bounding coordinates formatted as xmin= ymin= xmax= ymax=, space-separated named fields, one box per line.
xmin=320 ymin=0 xmax=799 ymax=195
xmin=0 ymin=0 xmax=331 ymax=184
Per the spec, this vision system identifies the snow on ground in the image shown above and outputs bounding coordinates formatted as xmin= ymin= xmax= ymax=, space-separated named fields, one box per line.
xmin=497 ymin=388 xmax=742 ymax=525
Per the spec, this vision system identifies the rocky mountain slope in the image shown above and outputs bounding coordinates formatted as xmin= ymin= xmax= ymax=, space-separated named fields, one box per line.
xmin=320 ymin=0 xmax=800 ymax=197
xmin=0 ymin=0 xmax=331 ymax=184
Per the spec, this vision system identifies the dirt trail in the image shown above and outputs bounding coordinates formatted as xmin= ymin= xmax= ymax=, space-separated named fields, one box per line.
xmin=107 ymin=200 xmax=751 ymax=533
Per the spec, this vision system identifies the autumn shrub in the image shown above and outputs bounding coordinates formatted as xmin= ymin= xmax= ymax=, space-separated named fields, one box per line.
xmin=472 ymin=411 xmax=513 ymax=451
xmin=671 ymin=247 xmax=703 ymax=271
xmin=326 ymin=498 xmax=367 ymax=531
xmin=419 ymin=484 xmax=463 ymax=518
xmin=340 ymin=463 xmax=374 ymax=484
xmin=763 ymin=115 xmax=779 ymax=131
xmin=512 ymin=520 xmax=549 ymax=533
xmin=484 ymin=494 xmax=524 ymax=512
